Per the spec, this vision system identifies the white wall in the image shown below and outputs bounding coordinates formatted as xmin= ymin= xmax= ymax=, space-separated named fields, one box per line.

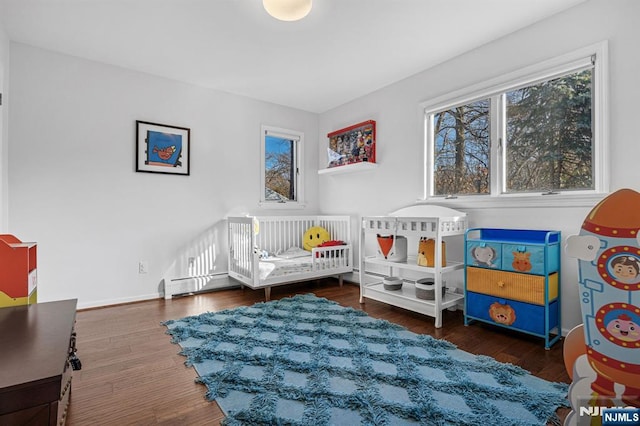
xmin=318 ymin=0 xmax=640 ymax=332
xmin=0 ymin=11 xmax=9 ymax=232
xmin=8 ymin=44 xmax=319 ymax=308
xmin=7 ymin=0 xmax=639 ymax=327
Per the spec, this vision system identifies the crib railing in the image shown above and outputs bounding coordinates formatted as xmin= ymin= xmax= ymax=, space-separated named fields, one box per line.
xmin=252 ymin=216 xmax=351 ymax=256
xmin=228 ymin=217 xmax=256 ymax=284
xmin=311 ymin=245 xmax=352 ymax=271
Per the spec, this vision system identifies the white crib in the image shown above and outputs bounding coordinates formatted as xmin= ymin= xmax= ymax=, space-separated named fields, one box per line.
xmin=227 ymin=215 xmax=353 ymax=300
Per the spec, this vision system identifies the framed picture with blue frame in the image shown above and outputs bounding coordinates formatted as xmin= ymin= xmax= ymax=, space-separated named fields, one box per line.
xmin=136 ymin=120 xmax=190 ymax=175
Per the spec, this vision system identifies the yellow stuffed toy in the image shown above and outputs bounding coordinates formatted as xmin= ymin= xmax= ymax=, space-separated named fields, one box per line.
xmin=303 ymin=226 xmax=330 ymax=251
xmin=417 ymin=237 xmax=446 ymax=267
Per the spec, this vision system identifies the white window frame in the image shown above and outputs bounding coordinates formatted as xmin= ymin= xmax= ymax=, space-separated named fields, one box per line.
xmin=260 ymin=125 xmax=305 ymax=209
xmin=421 ymin=41 xmax=609 ymax=208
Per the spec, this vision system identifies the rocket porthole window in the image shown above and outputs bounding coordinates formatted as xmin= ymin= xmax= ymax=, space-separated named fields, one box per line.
xmin=595 ymin=303 xmax=640 ymax=348
xmin=597 ymin=247 xmax=640 ymax=290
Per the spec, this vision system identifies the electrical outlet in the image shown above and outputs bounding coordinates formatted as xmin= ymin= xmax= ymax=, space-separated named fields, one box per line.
xmin=138 ymin=260 xmax=149 ymax=274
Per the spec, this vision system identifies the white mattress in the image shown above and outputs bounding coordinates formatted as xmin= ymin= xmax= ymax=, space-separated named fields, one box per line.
xmin=258 ymin=255 xmax=314 ymax=281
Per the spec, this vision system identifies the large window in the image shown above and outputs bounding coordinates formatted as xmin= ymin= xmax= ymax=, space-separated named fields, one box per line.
xmin=260 ymin=125 xmax=304 ymax=206
xmin=424 ymin=43 xmax=607 ymax=202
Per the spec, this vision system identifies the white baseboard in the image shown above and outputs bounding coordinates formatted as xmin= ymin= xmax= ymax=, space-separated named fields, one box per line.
xmin=75 ymin=274 xmax=237 ymax=309
xmin=77 ymin=292 xmax=162 ymax=310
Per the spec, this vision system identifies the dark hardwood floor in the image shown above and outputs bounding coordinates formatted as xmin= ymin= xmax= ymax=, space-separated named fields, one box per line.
xmin=65 ymin=279 xmax=570 ymax=425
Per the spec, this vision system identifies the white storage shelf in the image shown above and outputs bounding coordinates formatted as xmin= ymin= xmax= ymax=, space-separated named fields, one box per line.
xmin=318 ymin=162 xmax=378 ymax=175
xmin=363 ymin=256 xmax=463 ymax=273
xmin=362 ymin=276 xmax=464 ymax=313
xmin=359 ymin=210 xmax=467 ymax=328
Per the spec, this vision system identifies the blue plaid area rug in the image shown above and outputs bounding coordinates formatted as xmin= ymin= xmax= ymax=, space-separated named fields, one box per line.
xmin=163 ymin=294 xmax=568 ymax=425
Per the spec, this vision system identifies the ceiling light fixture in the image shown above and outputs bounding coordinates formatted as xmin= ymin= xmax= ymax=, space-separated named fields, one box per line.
xmin=263 ymin=0 xmax=312 ymax=21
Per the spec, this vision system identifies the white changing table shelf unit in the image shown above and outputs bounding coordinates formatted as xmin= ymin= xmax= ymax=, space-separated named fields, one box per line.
xmin=359 ymin=205 xmax=468 ymax=328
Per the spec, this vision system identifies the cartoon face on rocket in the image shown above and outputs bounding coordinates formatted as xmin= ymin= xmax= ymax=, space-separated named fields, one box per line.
xmin=611 ymin=256 xmax=640 ymax=283
xmin=606 ymin=314 xmax=640 ymax=342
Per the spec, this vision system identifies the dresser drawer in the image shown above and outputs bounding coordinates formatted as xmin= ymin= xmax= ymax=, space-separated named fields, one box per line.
xmin=466 ymin=241 xmax=502 ymax=269
xmin=501 ymin=243 xmax=559 ymax=274
xmin=466 ymin=267 xmax=558 ymax=305
xmin=465 ymin=291 xmax=559 ymax=335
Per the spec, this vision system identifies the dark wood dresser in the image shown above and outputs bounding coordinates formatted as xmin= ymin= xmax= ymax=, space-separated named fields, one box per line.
xmin=0 ymin=299 xmax=77 ymax=425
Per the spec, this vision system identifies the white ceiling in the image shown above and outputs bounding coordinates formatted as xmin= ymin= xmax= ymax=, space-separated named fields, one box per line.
xmin=0 ymin=0 xmax=586 ymax=113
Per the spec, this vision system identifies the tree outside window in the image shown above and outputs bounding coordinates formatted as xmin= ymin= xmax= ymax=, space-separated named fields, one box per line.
xmin=261 ymin=126 xmax=304 ymax=206
xmin=434 ymin=100 xmax=490 ymax=196
xmin=265 ymin=136 xmax=295 ymax=201
xmin=505 ymin=69 xmax=593 ymax=193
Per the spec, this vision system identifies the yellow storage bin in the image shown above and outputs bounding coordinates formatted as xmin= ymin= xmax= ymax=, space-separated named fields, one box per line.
xmin=466 ymin=267 xmax=558 ymax=305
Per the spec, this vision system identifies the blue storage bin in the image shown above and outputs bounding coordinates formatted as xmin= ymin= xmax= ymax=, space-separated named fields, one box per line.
xmin=466 ymin=241 xmax=502 ymax=269
xmin=465 ymin=291 xmax=558 ymax=336
xmin=502 ymin=243 xmax=537 ymax=274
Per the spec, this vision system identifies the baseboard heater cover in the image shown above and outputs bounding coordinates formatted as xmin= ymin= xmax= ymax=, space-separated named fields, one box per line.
xmin=164 ymin=273 xmax=235 ymax=299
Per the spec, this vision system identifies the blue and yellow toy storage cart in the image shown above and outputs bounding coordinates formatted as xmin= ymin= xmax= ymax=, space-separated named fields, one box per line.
xmin=464 ymin=228 xmax=561 ymax=349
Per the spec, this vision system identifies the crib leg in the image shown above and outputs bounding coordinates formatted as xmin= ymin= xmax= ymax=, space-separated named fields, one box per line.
xmin=338 ymin=275 xmax=343 ymax=287
xmin=264 ymin=287 xmax=271 ymax=301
